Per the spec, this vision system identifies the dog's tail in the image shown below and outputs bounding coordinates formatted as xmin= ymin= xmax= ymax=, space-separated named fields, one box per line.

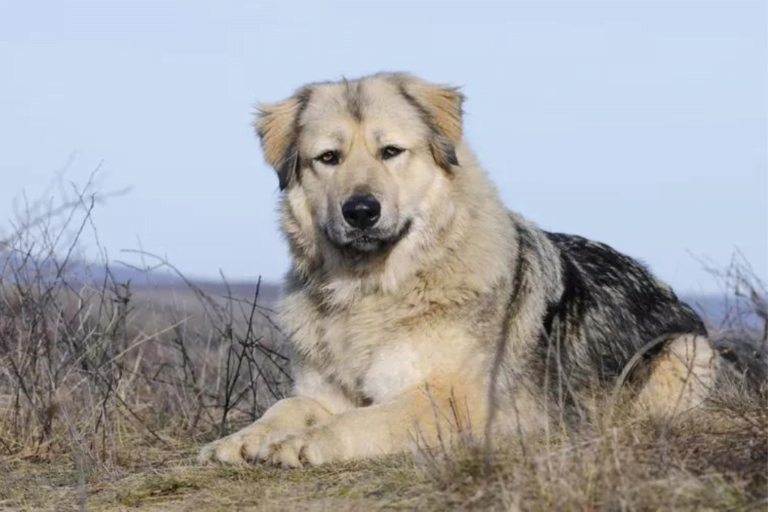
xmin=711 ymin=330 xmax=768 ymax=398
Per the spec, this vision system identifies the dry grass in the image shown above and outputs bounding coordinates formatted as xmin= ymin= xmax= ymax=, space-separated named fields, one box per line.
xmin=2 ymin=398 xmax=765 ymax=511
xmin=1 ymin=185 xmax=766 ymax=511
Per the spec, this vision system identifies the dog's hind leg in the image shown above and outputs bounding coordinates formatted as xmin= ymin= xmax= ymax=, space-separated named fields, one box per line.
xmin=635 ymin=334 xmax=719 ymax=416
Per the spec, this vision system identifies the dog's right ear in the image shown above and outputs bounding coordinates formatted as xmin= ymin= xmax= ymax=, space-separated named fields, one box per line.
xmin=390 ymin=74 xmax=464 ymax=171
xmin=254 ymin=88 xmax=311 ymax=191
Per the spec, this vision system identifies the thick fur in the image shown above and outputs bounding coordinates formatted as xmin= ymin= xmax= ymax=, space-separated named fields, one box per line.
xmin=199 ymin=73 xmax=719 ymax=467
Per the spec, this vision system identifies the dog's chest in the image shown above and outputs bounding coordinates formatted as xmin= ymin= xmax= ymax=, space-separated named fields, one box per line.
xmin=281 ymin=292 xmax=429 ymax=400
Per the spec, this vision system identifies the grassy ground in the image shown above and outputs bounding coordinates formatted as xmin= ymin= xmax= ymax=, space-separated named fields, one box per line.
xmin=5 ymin=449 xmax=425 ymax=511
xmin=3 ymin=395 xmax=766 ymax=511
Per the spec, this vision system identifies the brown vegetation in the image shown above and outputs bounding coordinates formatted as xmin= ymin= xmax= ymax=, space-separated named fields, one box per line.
xmin=1 ymin=188 xmax=765 ymax=511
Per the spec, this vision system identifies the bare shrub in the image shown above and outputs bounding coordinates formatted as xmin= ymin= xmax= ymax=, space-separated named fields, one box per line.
xmin=0 ymin=178 xmax=290 ymax=470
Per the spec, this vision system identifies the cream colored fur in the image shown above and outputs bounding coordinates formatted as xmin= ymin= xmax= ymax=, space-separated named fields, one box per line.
xmin=636 ymin=334 xmax=719 ymax=416
xmin=198 ymin=73 xmax=717 ymax=468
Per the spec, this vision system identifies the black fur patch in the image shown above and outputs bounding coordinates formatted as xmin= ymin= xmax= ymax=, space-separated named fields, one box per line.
xmin=531 ymin=232 xmax=706 ymax=407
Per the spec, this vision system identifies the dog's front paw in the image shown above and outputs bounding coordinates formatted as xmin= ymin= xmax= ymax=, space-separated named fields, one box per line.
xmin=198 ymin=425 xmax=272 ymax=465
xmin=257 ymin=428 xmax=340 ymax=468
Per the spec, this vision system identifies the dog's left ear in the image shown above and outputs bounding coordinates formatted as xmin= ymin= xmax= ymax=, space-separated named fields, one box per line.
xmin=393 ymin=75 xmax=464 ymax=170
xmin=254 ymin=88 xmax=311 ymax=190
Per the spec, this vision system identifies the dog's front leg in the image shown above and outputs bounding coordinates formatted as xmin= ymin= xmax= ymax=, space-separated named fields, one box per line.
xmin=198 ymin=396 xmax=334 ymax=464
xmin=257 ymin=379 xmax=485 ymax=467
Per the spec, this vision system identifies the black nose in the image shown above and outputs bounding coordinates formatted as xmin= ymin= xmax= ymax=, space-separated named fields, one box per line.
xmin=342 ymin=194 xmax=381 ymax=229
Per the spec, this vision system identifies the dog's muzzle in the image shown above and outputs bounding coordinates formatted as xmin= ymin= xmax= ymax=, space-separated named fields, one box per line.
xmin=325 ymin=216 xmax=412 ymax=256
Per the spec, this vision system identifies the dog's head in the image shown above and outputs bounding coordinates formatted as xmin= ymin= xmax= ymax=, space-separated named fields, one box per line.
xmin=255 ymin=73 xmax=464 ymax=268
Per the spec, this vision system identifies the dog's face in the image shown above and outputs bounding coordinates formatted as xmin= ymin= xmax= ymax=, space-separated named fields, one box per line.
xmin=255 ymin=73 xmax=464 ymax=264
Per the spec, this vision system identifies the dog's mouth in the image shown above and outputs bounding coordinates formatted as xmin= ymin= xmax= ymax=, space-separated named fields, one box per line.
xmin=325 ymin=219 xmax=413 ymax=257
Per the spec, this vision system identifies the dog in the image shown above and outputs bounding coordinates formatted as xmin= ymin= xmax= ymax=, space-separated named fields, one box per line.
xmin=198 ymin=72 xmax=719 ymax=467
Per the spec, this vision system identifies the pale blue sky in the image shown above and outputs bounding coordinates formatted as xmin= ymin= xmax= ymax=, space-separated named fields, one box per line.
xmin=1 ymin=0 xmax=766 ymax=293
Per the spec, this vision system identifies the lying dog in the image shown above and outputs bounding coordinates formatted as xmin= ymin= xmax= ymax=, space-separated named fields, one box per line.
xmin=199 ymin=73 xmax=718 ymax=467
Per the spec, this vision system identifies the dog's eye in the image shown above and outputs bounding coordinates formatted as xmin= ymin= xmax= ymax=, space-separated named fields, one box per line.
xmin=381 ymin=146 xmax=404 ymax=160
xmin=316 ymin=150 xmax=340 ymax=166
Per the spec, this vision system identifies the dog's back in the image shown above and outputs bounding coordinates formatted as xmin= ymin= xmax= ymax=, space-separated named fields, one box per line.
xmin=520 ymin=228 xmax=715 ymax=416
